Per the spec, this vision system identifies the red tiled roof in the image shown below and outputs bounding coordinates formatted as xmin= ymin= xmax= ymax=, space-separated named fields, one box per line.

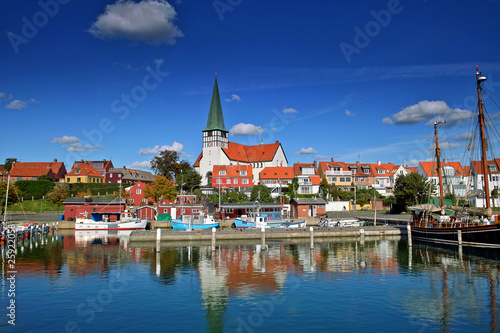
xmin=193 ymin=152 xmax=203 ymax=167
xmin=311 ymin=175 xmax=321 ymax=185
xmin=407 ymin=167 xmax=418 ymax=173
xmin=293 ymin=163 xmax=317 ymax=176
xmin=9 ymin=161 xmax=66 ymax=178
xmin=223 ymin=141 xmax=281 ymax=163
xmin=470 ymin=160 xmax=500 ymax=175
xmin=419 ymin=161 xmax=465 ymax=177
xmin=259 ymin=167 xmax=294 ymax=179
xmin=66 ymin=162 xmax=103 ymax=178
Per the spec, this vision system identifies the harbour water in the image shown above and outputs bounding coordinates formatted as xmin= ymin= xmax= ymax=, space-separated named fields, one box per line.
xmin=1 ymin=229 xmax=499 ymax=332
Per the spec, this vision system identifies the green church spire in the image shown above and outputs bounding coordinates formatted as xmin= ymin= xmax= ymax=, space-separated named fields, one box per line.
xmin=203 ymin=74 xmax=228 ymax=132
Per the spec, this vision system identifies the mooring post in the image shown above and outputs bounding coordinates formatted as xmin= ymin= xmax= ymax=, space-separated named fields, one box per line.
xmin=310 ymin=226 xmax=314 ymax=250
xmin=56 ymin=221 xmax=59 ymax=231
xmin=457 ymin=230 xmax=462 ymax=245
xmin=407 ymin=224 xmax=412 ymax=247
xmin=212 ymin=227 xmax=216 ymax=252
xmin=156 ymin=228 xmax=161 ymax=252
xmin=261 ymin=227 xmax=266 ymax=249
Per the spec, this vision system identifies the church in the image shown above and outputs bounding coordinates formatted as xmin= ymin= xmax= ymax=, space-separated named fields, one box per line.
xmin=193 ymin=76 xmax=288 ymax=186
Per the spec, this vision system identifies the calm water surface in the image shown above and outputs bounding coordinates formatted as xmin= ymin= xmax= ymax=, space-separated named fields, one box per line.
xmin=1 ymin=230 xmax=499 ymax=332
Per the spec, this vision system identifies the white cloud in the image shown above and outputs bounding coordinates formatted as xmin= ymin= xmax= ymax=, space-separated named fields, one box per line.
xmin=225 ymin=94 xmax=242 ymax=103
xmin=295 ymin=147 xmax=317 ymax=155
xmin=453 ymin=131 xmax=473 ymax=141
xmin=127 ymin=161 xmax=151 ymax=169
xmin=6 ymin=100 xmax=28 ymax=110
xmin=0 ymin=92 xmax=12 ymax=101
xmin=51 ymin=136 xmax=80 ymax=144
xmin=315 ymin=155 xmax=330 ymax=160
xmin=67 ymin=143 xmax=102 ymax=152
xmin=230 ymin=123 xmax=264 ymax=136
xmin=345 ymin=109 xmax=354 ymax=117
xmin=139 ymin=141 xmax=184 ymax=155
xmin=384 ymin=100 xmax=473 ymax=127
xmin=88 ymin=0 xmax=183 ymax=45
xmin=427 ymin=141 xmax=463 ymax=152
xmin=283 ymin=107 xmax=299 ymax=114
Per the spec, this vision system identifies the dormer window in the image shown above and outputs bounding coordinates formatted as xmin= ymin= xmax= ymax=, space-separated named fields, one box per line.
xmin=488 ymin=164 xmax=497 ymax=172
xmin=240 ymin=170 xmax=247 ymax=176
xmin=219 ymin=170 xmax=226 ymax=175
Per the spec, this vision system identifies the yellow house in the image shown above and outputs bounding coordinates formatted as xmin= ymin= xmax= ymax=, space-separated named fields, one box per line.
xmin=318 ymin=160 xmax=352 ymax=187
xmin=65 ymin=161 xmax=104 ymax=184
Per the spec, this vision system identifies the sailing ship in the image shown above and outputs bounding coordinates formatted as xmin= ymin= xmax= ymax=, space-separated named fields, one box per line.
xmin=408 ymin=66 xmax=500 ymax=248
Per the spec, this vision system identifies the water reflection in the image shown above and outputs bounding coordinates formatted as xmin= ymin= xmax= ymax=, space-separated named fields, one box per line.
xmin=1 ymin=231 xmax=499 ymax=332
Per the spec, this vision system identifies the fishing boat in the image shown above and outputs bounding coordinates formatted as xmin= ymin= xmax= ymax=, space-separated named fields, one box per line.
xmin=234 ymin=214 xmax=273 ymax=228
xmin=75 ymin=210 xmax=148 ymax=231
xmin=408 ymin=66 xmax=500 ymax=248
xmin=170 ymin=214 xmax=220 ymax=231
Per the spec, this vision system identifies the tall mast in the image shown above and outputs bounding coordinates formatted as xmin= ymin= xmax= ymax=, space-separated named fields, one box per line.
xmin=477 ymin=66 xmax=490 ymax=208
xmin=434 ymin=122 xmax=445 ymax=207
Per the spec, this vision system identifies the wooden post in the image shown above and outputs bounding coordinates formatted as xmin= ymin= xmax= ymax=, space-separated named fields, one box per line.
xmin=211 ymin=227 xmax=216 ymax=252
xmin=310 ymin=226 xmax=314 ymax=250
xmin=261 ymin=227 xmax=266 ymax=249
xmin=407 ymin=224 xmax=412 ymax=247
xmin=457 ymin=230 xmax=462 ymax=245
xmin=156 ymin=228 xmax=161 ymax=252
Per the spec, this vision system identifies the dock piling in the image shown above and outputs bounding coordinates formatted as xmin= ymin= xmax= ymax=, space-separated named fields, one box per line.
xmin=407 ymin=225 xmax=412 ymax=247
xmin=458 ymin=230 xmax=462 ymax=245
xmin=211 ymin=227 xmax=216 ymax=252
xmin=156 ymin=228 xmax=161 ymax=252
xmin=261 ymin=227 xmax=266 ymax=249
xmin=310 ymin=226 xmax=314 ymax=250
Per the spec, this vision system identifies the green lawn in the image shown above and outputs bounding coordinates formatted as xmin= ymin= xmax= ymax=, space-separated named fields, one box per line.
xmin=6 ymin=199 xmax=63 ymax=212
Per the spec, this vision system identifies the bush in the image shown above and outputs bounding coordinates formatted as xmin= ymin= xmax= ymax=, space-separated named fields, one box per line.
xmin=15 ymin=180 xmax=55 ymax=200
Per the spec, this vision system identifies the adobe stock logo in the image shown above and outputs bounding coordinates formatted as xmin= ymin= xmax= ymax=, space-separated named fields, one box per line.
xmin=6 ymin=0 xmax=71 ymax=54
xmin=339 ymin=0 xmax=403 ymax=64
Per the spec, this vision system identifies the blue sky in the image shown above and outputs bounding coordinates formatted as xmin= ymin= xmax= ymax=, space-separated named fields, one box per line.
xmin=2 ymin=0 xmax=500 ymax=172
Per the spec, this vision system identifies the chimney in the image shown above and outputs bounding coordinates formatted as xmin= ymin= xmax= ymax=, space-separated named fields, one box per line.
xmin=377 ymin=161 xmax=381 ymax=165
xmin=280 ymin=161 xmax=283 ymax=167
xmin=356 ymin=161 xmax=360 ymax=166
xmin=53 ymin=159 xmax=57 ymax=163
xmin=275 ymin=140 xmax=279 ymax=144
xmin=314 ymin=161 xmax=317 ymax=169
xmin=331 ymin=158 xmax=334 ymax=162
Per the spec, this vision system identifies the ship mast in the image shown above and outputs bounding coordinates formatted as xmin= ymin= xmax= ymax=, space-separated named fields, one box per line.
xmin=477 ymin=66 xmax=490 ymax=208
xmin=434 ymin=122 xmax=445 ymax=207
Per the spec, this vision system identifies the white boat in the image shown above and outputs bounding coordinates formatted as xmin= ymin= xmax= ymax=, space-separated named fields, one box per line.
xmin=170 ymin=214 xmax=220 ymax=231
xmin=75 ymin=210 xmax=147 ymax=231
xmin=318 ymin=218 xmax=364 ymax=228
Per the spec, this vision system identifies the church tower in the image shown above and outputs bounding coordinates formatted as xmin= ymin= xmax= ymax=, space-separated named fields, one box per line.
xmin=199 ymin=74 xmax=229 ymax=184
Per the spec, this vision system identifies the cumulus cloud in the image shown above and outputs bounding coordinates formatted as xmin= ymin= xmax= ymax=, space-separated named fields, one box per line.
xmin=383 ymin=100 xmax=473 ymax=127
xmin=225 ymin=94 xmax=242 ymax=103
xmin=67 ymin=143 xmax=102 ymax=152
xmin=283 ymin=107 xmax=299 ymax=114
xmin=51 ymin=136 xmax=80 ymax=144
xmin=230 ymin=123 xmax=264 ymax=136
xmin=88 ymin=0 xmax=183 ymax=45
xmin=315 ymin=155 xmax=330 ymax=160
xmin=295 ymin=147 xmax=318 ymax=155
xmin=345 ymin=109 xmax=354 ymax=117
xmin=4 ymin=98 xmax=37 ymax=110
xmin=127 ymin=161 xmax=151 ymax=169
xmin=139 ymin=141 xmax=184 ymax=155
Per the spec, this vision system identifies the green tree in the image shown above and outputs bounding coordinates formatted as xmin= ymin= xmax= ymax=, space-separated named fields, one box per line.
xmin=150 ymin=150 xmax=201 ymax=192
xmin=3 ymin=158 xmax=17 ymax=172
xmin=76 ymin=188 xmax=93 ymax=198
xmin=46 ymin=184 xmax=70 ymax=209
xmin=250 ymin=185 xmax=273 ymax=203
xmin=319 ymin=176 xmax=328 ymax=199
xmin=37 ymin=174 xmax=54 ymax=182
xmin=491 ymin=189 xmax=498 ymax=208
xmin=287 ymin=177 xmax=298 ymax=199
xmin=394 ymin=173 xmax=434 ymax=209
xmin=144 ymin=175 xmax=177 ymax=203
xmin=0 ymin=182 xmax=20 ymax=206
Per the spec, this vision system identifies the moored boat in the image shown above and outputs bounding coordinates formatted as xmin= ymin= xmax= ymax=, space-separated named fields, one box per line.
xmin=171 ymin=214 xmax=220 ymax=231
xmin=75 ymin=210 xmax=147 ymax=231
xmin=408 ymin=67 xmax=500 ymax=248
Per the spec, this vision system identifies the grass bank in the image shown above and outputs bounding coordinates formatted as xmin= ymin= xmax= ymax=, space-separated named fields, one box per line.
xmin=6 ymin=199 xmax=63 ymax=212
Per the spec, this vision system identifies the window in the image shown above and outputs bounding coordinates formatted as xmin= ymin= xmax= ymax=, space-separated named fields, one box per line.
xmin=75 ymin=169 xmax=80 ymax=174
xmin=233 ymin=179 xmax=238 ymax=184
xmin=136 ymin=189 xmax=142 ymax=194
xmin=164 ymin=209 xmax=167 ymax=213
xmin=77 ymin=178 xmax=81 ymax=183
xmin=66 ymin=178 xmax=70 ymax=182
xmin=364 ymin=169 xmax=370 ymax=174
xmin=226 ymin=179 xmax=231 ymax=184
xmin=242 ymin=179 xmax=249 ymax=184
xmin=378 ymin=169 xmax=384 ymax=174
xmin=216 ymin=179 xmax=222 ymax=184
xmin=240 ymin=170 xmax=247 ymax=176
xmin=328 ymin=177 xmax=337 ymax=182
xmin=192 ymin=209 xmax=200 ymax=214
xmin=333 ymin=167 xmax=340 ymax=171
xmin=489 ymin=165 xmax=497 ymax=171
xmin=339 ymin=177 xmax=351 ymax=182
xmin=219 ymin=170 xmax=226 ymax=175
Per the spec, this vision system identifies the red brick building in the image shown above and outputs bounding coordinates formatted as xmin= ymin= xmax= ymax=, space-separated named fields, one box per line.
xmin=126 ymin=181 xmax=154 ymax=206
xmin=211 ymin=164 xmax=254 ymax=191
xmin=290 ymin=198 xmax=327 ymax=218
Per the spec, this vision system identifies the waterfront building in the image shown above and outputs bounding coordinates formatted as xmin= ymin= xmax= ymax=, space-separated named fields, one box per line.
xmin=293 ymin=162 xmax=321 ymax=195
xmin=106 ymin=166 xmax=155 ymax=184
xmin=318 ymin=159 xmax=353 ymax=188
xmin=345 ymin=161 xmax=374 ymax=189
xmin=126 ymin=181 xmax=154 ymax=206
xmin=63 ymin=197 xmax=126 ymax=220
xmin=9 ymin=159 xmax=67 ymax=182
xmin=417 ymin=160 xmax=465 ymax=197
xmin=211 ymin=164 xmax=254 ymax=193
xmin=193 ymin=75 xmax=288 ymax=186
xmin=259 ymin=166 xmax=295 ymax=198
xmin=290 ymin=197 xmax=327 ymax=218
xmin=65 ymin=161 xmax=104 ymax=184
